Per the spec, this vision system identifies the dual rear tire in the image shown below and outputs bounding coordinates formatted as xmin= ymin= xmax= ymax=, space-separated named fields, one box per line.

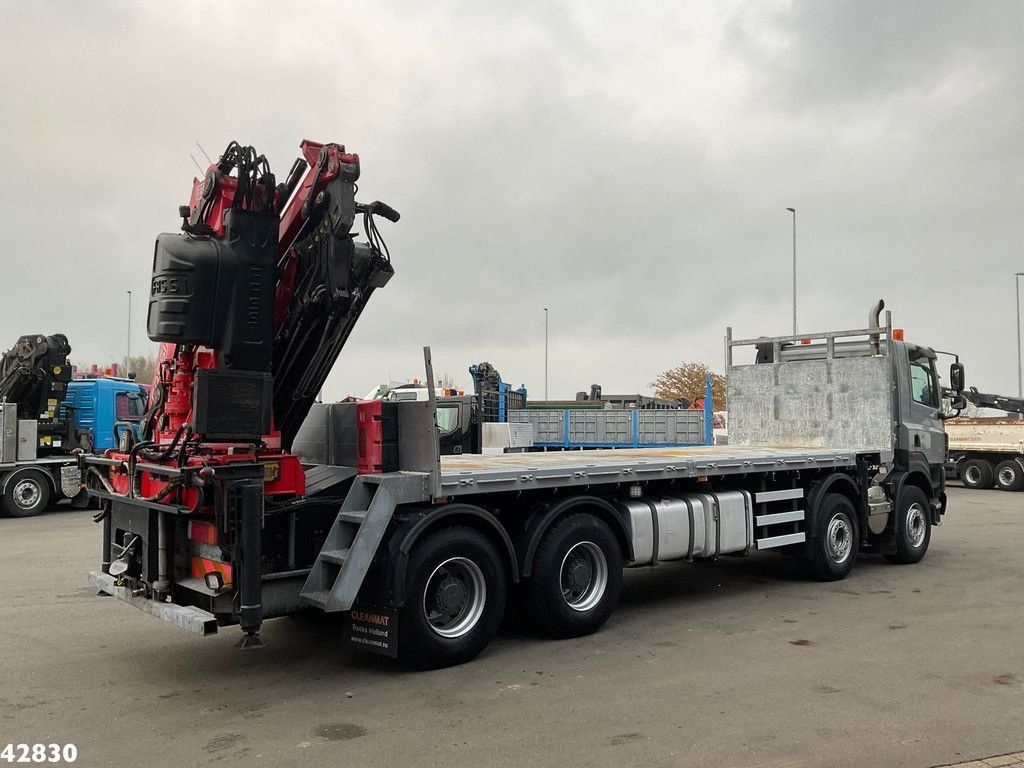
xmin=397 ymin=514 xmax=624 ymax=668
xmin=525 ymin=514 xmax=623 ymax=639
xmin=958 ymin=457 xmax=1024 ymax=491
xmin=995 ymin=459 xmax=1024 ymax=492
xmin=960 ymin=458 xmax=994 ymax=490
xmin=397 ymin=526 xmax=507 ymax=669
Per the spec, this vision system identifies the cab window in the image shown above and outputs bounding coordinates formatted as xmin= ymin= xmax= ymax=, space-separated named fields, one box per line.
xmin=436 ymin=405 xmax=460 ymax=434
xmin=116 ymin=392 xmax=146 ymax=421
xmin=909 ymin=360 xmax=937 ymax=407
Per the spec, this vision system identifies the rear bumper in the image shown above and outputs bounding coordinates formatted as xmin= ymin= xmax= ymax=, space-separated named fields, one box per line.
xmin=89 ymin=570 xmax=219 ymax=637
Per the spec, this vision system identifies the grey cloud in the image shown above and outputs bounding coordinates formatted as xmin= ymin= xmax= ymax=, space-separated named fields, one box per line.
xmin=1 ymin=1 xmax=1021 ymax=401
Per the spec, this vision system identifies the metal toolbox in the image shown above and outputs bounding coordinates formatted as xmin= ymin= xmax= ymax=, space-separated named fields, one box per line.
xmin=17 ymin=419 xmax=38 ymax=461
xmin=0 ymin=404 xmax=16 ymax=463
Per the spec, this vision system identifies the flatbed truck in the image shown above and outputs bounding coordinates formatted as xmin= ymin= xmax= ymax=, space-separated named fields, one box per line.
xmin=943 ymin=388 xmax=1024 ymax=491
xmin=90 ymin=300 xmax=961 ymax=667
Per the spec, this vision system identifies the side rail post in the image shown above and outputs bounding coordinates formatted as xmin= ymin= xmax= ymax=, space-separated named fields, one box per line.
xmin=423 ymin=346 xmax=442 ymax=498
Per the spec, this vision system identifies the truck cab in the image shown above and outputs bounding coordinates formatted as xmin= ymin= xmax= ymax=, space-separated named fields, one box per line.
xmin=893 ymin=341 xmax=948 ymax=491
xmin=62 ymin=378 xmax=147 ymax=452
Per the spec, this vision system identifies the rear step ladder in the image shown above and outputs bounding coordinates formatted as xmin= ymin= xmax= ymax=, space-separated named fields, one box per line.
xmin=300 ymin=475 xmax=401 ymax=612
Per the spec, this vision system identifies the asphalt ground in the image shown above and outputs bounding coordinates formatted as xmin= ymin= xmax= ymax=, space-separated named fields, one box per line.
xmin=1 ymin=485 xmax=1021 ymax=768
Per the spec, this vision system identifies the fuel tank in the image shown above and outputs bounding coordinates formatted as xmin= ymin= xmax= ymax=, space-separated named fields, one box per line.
xmin=617 ymin=490 xmax=753 ymax=565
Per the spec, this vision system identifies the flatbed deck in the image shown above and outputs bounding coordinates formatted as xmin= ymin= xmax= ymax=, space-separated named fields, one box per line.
xmin=438 ymin=444 xmax=873 ymax=496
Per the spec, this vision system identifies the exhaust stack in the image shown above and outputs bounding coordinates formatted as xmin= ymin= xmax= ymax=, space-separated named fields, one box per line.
xmin=869 ymin=299 xmax=885 ymax=354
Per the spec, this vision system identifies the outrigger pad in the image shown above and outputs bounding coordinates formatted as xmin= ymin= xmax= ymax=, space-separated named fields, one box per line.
xmin=236 ymin=632 xmax=265 ymax=651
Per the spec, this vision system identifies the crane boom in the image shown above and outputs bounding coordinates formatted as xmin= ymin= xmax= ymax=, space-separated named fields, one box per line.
xmin=144 ymin=139 xmax=398 ymax=454
xmin=962 ymin=387 xmax=1024 ymax=416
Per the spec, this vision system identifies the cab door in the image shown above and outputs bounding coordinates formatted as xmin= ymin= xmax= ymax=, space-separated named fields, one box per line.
xmin=899 ymin=345 xmax=946 ymax=471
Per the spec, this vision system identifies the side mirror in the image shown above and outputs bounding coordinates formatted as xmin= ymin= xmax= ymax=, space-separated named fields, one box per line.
xmin=949 ymin=362 xmax=965 ymax=393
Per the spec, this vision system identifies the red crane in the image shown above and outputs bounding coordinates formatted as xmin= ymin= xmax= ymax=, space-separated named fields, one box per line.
xmin=92 ymin=139 xmax=398 ymax=646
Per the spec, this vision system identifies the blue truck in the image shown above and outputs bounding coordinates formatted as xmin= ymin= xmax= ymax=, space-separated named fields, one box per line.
xmin=0 ymin=334 xmax=146 ymax=517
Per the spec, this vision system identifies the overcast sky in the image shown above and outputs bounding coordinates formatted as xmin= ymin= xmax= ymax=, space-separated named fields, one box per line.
xmin=2 ymin=1 xmax=1022 ymax=401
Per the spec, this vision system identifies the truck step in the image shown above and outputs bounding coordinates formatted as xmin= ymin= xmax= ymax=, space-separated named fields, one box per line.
xmin=299 ymin=475 xmax=401 ymax=612
xmin=300 ymin=590 xmax=331 ymax=610
xmin=339 ymin=510 xmax=367 ymax=524
xmin=756 ymin=532 xmax=806 ymax=549
xmin=320 ymin=548 xmax=350 ymax=566
xmin=755 ymin=509 xmax=805 ymax=526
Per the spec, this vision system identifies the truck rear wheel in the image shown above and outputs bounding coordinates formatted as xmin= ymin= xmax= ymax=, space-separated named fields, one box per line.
xmin=526 ymin=513 xmax=623 ymax=638
xmin=884 ymin=485 xmax=931 ymax=564
xmin=995 ymin=459 xmax=1024 ymax=492
xmin=803 ymin=493 xmax=859 ymax=581
xmin=398 ymin=526 xmax=507 ymax=669
xmin=2 ymin=470 xmax=51 ymax=518
xmin=960 ymin=458 xmax=994 ymax=490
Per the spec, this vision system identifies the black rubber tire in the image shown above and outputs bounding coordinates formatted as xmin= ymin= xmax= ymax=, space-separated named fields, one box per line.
xmin=959 ymin=458 xmax=994 ymax=490
xmin=526 ymin=514 xmax=623 ymax=639
xmin=2 ymin=470 xmax=52 ymax=518
xmin=995 ymin=459 xmax=1024 ymax=492
xmin=884 ymin=485 xmax=932 ymax=564
xmin=803 ymin=494 xmax=859 ymax=581
xmin=397 ymin=526 xmax=507 ymax=669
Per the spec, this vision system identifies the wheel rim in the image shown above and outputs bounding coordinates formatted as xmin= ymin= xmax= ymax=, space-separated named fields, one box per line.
xmin=906 ymin=503 xmax=927 ymax=548
xmin=422 ymin=557 xmax=486 ymax=639
xmin=998 ymin=466 xmax=1017 ymax=487
xmin=13 ymin=479 xmax=41 ymax=509
xmin=559 ymin=541 xmax=608 ymax=612
xmin=825 ymin=514 xmax=853 ymax=564
xmin=963 ymin=465 xmax=980 ymax=485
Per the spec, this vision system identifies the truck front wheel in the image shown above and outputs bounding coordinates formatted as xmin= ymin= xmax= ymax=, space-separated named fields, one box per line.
xmin=803 ymin=494 xmax=859 ymax=581
xmin=398 ymin=526 xmax=507 ymax=669
xmin=995 ymin=459 xmax=1024 ymax=492
xmin=526 ymin=514 xmax=623 ymax=638
xmin=2 ymin=470 xmax=52 ymax=518
xmin=884 ymin=486 xmax=931 ymax=564
xmin=960 ymin=458 xmax=994 ymax=490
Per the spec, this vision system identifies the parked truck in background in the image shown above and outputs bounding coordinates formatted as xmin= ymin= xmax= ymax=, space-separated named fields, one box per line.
xmin=946 ymin=389 xmax=1024 ymax=491
xmin=0 ymin=334 xmax=145 ymax=516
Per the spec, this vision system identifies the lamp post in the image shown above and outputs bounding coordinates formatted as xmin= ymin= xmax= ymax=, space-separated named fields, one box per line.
xmin=126 ymin=290 xmax=132 ymax=376
xmin=544 ymin=307 xmax=549 ymax=400
xmin=1016 ymin=272 xmax=1023 ymax=401
xmin=786 ymin=207 xmax=797 ymax=334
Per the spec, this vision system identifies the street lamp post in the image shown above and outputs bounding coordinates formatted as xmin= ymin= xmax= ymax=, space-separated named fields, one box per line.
xmin=544 ymin=307 xmax=549 ymax=400
xmin=126 ymin=290 xmax=132 ymax=376
xmin=786 ymin=207 xmax=797 ymax=334
xmin=1016 ymin=272 xmax=1023 ymax=401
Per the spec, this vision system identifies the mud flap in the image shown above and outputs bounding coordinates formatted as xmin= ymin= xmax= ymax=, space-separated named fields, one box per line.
xmin=344 ymin=603 xmax=398 ymax=658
